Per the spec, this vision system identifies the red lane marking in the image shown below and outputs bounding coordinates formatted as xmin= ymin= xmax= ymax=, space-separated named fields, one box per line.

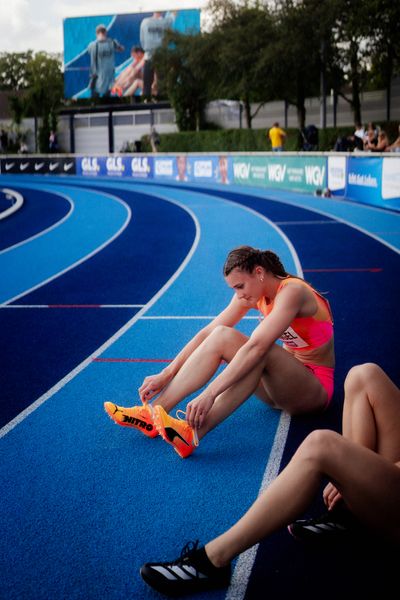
xmin=303 ymin=268 xmax=382 ymax=273
xmin=93 ymin=358 xmax=173 ymax=363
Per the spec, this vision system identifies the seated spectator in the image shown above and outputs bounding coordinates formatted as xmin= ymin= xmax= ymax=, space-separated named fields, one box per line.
xmin=387 ymin=124 xmax=400 ymax=152
xmin=370 ymin=130 xmax=390 ymax=152
xmin=364 ymin=128 xmax=378 ymax=151
xmin=18 ymin=140 xmax=28 ymax=154
xmin=353 ymin=122 xmax=365 ymax=141
xmin=301 ymin=124 xmax=319 ymax=151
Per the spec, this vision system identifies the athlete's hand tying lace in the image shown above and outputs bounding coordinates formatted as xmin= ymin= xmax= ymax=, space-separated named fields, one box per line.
xmin=186 ymin=391 xmax=215 ymax=429
xmin=139 ymin=372 xmax=169 ymax=403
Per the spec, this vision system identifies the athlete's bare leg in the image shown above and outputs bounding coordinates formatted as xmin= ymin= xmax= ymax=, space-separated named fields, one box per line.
xmin=154 ymin=326 xmax=327 ymax=436
xmin=342 ymin=363 xmax=400 ymax=461
xmin=205 ymin=430 xmax=400 ymax=567
xmin=324 ymin=363 xmax=400 ymax=508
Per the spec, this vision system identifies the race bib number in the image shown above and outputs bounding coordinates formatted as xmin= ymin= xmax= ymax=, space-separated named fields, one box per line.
xmin=280 ymin=326 xmax=308 ymax=349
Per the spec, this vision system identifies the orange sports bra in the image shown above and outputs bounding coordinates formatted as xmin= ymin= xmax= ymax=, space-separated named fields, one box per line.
xmin=256 ymin=277 xmax=334 ymax=351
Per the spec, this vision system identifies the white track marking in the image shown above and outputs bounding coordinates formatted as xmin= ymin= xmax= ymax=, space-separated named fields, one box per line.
xmin=0 ymin=188 xmax=24 ymax=220
xmin=0 ymin=189 xmax=74 ymax=255
xmin=1 ymin=189 xmax=131 ymax=306
xmin=0 ymin=199 xmax=200 ymax=439
xmin=226 ymin=412 xmax=291 ymax=600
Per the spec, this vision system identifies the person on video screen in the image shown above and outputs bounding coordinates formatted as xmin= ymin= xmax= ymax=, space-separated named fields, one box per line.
xmin=88 ymin=24 xmax=124 ymax=98
xmin=140 ymin=11 xmax=177 ymax=100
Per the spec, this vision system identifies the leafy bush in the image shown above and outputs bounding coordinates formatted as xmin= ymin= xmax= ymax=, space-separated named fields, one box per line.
xmin=141 ymin=122 xmax=400 ymax=153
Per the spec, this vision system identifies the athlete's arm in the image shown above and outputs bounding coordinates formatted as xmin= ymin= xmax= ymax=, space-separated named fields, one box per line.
xmin=186 ymin=285 xmax=306 ymax=427
xmin=138 ymin=295 xmax=250 ymax=402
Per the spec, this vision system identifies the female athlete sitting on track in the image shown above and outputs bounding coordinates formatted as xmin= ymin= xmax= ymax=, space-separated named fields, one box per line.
xmin=105 ymin=245 xmax=335 ymax=458
xmin=140 ymin=363 xmax=400 ymax=596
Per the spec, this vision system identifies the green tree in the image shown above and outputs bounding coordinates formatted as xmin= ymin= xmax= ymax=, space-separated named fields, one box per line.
xmin=0 ymin=51 xmax=33 ymax=90
xmin=154 ymin=31 xmax=214 ymax=131
xmin=368 ymin=0 xmax=400 ymax=120
xmin=24 ymin=52 xmax=64 ymax=151
xmin=206 ymin=0 xmax=279 ymax=128
xmin=273 ymin=0 xmax=334 ymax=130
xmin=329 ymin=0 xmax=376 ymax=124
xmin=0 ymin=51 xmax=63 ymax=151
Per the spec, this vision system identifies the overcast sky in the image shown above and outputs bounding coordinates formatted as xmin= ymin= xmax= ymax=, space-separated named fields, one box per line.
xmin=0 ymin=0 xmax=208 ymax=55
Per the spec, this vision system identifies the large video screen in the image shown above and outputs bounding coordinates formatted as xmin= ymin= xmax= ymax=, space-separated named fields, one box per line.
xmin=63 ymin=9 xmax=201 ymax=99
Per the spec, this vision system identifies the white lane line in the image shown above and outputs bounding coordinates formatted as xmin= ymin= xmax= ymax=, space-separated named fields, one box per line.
xmin=274 ymin=220 xmax=341 ymax=226
xmin=225 ymin=413 xmax=291 ymax=600
xmin=0 ymin=188 xmax=24 ymax=220
xmin=1 ymin=188 xmax=131 ymax=307
xmin=236 ymin=186 xmax=400 ymax=256
xmin=0 ymin=198 xmax=200 ymax=439
xmin=0 ymin=189 xmax=74 ymax=255
xmin=218 ymin=195 xmax=302 ymax=600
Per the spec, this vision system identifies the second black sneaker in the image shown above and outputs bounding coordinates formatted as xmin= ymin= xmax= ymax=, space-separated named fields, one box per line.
xmin=288 ymin=507 xmax=360 ymax=542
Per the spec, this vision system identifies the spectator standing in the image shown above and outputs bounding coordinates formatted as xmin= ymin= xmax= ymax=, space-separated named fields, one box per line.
xmin=149 ymin=126 xmax=161 ymax=153
xmin=49 ymin=130 xmax=58 ymax=153
xmin=268 ymin=122 xmax=286 ymax=151
xmin=0 ymin=129 xmax=8 ymax=153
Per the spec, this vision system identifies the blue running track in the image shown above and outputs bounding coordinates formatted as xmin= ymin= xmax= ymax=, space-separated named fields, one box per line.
xmin=0 ymin=175 xmax=399 ymax=600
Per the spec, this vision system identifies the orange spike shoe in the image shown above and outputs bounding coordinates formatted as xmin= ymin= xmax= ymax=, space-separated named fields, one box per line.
xmin=104 ymin=402 xmax=158 ymax=438
xmin=153 ymin=406 xmax=199 ymax=458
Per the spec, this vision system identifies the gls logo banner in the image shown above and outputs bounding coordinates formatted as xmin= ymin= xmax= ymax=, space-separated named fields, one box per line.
xmin=79 ymin=157 xmax=101 ymax=176
xmin=106 ymin=156 xmax=125 ymax=175
xmin=130 ymin=157 xmax=153 ymax=178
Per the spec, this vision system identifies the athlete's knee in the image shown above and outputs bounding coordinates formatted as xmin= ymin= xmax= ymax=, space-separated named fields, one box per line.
xmin=204 ymin=325 xmax=235 ymax=351
xmin=344 ymin=363 xmax=382 ymax=398
xmin=297 ymin=429 xmax=341 ymax=466
xmin=212 ymin=325 xmax=239 ymax=344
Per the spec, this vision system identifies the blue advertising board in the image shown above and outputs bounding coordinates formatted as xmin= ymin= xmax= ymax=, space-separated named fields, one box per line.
xmin=76 ymin=156 xmax=153 ymax=178
xmin=346 ymin=156 xmax=382 ymax=207
xmin=153 ymin=155 xmax=233 ymax=184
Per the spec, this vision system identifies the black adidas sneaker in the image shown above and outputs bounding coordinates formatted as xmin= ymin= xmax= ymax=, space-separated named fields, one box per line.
xmin=140 ymin=541 xmax=231 ymax=596
xmin=288 ymin=507 xmax=360 ymax=541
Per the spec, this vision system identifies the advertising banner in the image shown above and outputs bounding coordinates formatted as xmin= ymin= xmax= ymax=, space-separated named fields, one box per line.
xmin=64 ymin=10 xmax=200 ymax=100
xmin=328 ymin=155 xmax=346 ymax=194
xmin=232 ymin=155 xmax=327 ymax=192
xmin=152 ymin=155 xmax=233 ymax=184
xmin=0 ymin=157 xmax=76 ymax=175
xmin=346 ymin=156 xmax=382 ymax=207
xmin=76 ymin=155 xmax=153 ymax=178
xmin=381 ymin=157 xmax=400 ymax=204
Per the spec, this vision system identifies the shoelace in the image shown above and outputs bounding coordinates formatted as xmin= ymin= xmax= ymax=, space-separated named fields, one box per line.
xmin=176 ymin=409 xmax=199 ymax=447
xmin=172 ymin=540 xmax=200 ymax=568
